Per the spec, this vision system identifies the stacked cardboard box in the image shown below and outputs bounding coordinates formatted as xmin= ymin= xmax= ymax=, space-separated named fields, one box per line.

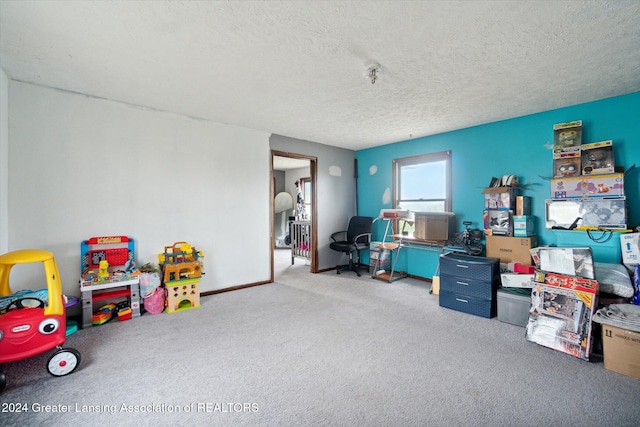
xmin=524 ymin=247 xmax=599 ymax=361
xmin=483 ymin=175 xmax=538 ymax=266
xmin=547 ymin=121 xmax=627 ymax=230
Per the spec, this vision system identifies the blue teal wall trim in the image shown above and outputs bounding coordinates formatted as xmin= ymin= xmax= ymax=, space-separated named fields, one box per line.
xmin=356 ymin=91 xmax=640 ymax=279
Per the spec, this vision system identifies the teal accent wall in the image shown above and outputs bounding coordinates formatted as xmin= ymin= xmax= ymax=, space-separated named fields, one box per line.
xmin=357 ymin=92 xmax=640 ymax=279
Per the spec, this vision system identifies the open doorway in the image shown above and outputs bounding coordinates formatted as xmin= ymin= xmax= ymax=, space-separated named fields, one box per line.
xmin=271 ymin=150 xmax=318 ymax=281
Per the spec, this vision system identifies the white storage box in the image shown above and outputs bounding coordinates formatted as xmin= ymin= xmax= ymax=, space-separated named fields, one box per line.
xmin=500 ymin=273 xmax=534 ymax=289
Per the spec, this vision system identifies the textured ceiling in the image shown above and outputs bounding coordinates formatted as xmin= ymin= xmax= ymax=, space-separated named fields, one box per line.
xmin=1 ymin=1 xmax=639 ymax=150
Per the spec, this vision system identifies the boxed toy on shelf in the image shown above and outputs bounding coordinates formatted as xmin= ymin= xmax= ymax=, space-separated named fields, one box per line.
xmin=545 ymin=198 xmax=627 ymax=230
xmin=549 ymin=173 xmax=624 ymax=199
xmin=484 ymin=209 xmax=513 ymax=236
xmin=581 ymin=140 xmax=615 ymax=175
xmin=553 ymin=120 xmax=582 ymax=153
xmin=552 ymin=150 xmax=581 ymax=178
xmin=482 ymin=187 xmax=519 ymax=210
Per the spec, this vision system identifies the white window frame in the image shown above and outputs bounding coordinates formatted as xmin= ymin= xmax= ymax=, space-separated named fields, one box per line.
xmin=392 ymin=150 xmax=452 ymax=236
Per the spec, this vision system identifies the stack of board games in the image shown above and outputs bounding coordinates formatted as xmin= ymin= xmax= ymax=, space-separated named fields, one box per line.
xmin=525 ymin=247 xmax=598 ymax=361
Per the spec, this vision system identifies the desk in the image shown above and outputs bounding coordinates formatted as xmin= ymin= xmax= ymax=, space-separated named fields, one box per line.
xmin=372 ymin=232 xmax=463 ymax=291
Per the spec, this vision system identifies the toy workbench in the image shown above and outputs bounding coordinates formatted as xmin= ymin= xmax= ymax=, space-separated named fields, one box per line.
xmin=79 ymin=236 xmax=141 ymax=328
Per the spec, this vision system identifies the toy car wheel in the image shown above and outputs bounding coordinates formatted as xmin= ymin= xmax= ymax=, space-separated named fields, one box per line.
xmin=0 ymin=370 xmax=6 ymax=392
xmin=47 ymin=348 xmax=81 ymax=377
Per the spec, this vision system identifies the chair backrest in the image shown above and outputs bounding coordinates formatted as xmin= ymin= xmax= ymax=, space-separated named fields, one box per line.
xmin=347 ymin=216 xmax=373 ymax=243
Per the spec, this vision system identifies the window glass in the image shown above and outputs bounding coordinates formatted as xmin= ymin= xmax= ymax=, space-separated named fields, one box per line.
xmin=301 ymin=177 xmax=312 ymax=220
xmin=393 ymin=151 xmax=452 ymax=236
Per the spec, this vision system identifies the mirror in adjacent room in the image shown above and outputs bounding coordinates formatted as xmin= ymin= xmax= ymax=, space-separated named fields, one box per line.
xmin=274 ymin=191 xmax=293 ymax=248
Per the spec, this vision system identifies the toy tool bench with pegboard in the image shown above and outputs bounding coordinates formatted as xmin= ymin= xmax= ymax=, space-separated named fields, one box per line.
xmin=79 ymin=236 xmax=141 ymax=328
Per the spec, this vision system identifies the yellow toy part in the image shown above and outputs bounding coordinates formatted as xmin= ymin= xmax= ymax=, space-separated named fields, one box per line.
xmin=0 ymin=249 xmax=64 ymax=317
xmin=98 ymin=260 xmax=110 ymax=280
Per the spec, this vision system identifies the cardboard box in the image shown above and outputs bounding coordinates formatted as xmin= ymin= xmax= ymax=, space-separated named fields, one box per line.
xmin=484 ymin=209 xmax=513 ymax=236
xmin=621 ymin=232 xmax=640 ymax=268
xmin=545 ymin=198 xmax=627 ymax=229
xmin=601 ymin=324 xmax=640 ymax=380
xmin=513 ymin=215 xmax=535 ymax=237
xmin=516 ymin=196 xmax=531 ymax=216
xmin=533 ymin=269 xmax=598 ymax=289
xmin=413 ymin=212 xmax=455 ymax=241
xmin=553 ymin=120 xmax=582 ymax=153
xmin=527 ymin=278 xmax=597 ymax=361
xmin=581 ymin=140 xmax=615 ymax=175
xmin=482 ymin=187 xmax=518 ymax=210
xmin=431 ymin=276 xmax=440 ymax=295
xmin=550 ymin=173 xmax=624 ymax=199
xmin=486 ymin=235 xmax=537 ymax=265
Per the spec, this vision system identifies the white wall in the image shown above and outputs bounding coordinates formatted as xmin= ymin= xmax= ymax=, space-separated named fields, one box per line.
xmin=8 ymin=81 xmax=271 ymax=297
xmin=0 ymin=67 xmax=8 ymax=254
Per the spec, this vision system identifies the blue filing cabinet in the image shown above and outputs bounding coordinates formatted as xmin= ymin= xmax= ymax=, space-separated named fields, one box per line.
xmin=439 ymin=253 xmax=500 ymax=318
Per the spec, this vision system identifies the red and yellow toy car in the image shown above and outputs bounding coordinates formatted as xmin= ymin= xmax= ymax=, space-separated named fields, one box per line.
xmin=0 ymin=249 xmax=81 ymax=392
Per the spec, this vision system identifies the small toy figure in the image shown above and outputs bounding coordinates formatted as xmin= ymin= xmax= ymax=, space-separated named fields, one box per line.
xmin=124 ymin=258 xmax=136 ymax=273
xmin=557 ymin=162 xmax=578 ymax=177
xmin=585 ymin=150 xmax=611 ymax=172
xmin=558 ymin=130 xmax=578 ymax=146
xmin=97 ymin=260 xmax=109 ymax=281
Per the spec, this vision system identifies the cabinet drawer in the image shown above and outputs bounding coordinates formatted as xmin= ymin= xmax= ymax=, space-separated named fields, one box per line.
xmin=439 ymin=290 xmax=496 ymax=318
xmin=440 ymin=274 xmax=495 ymax=300
xmin=439 ymin=253 xmax=499 ymax=281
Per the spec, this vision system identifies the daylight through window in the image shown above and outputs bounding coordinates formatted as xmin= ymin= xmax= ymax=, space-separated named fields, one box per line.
xmin=393 ymin=151 xmax=452 ymax=233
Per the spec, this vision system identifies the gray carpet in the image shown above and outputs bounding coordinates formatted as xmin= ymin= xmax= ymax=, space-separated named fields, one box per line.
xmin=1 ymin=253 xmax=640 ymax=426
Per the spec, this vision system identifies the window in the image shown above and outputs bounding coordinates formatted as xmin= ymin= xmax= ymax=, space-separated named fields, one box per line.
xmin=300 ymin=177 xmax=312 ymax=219
xmin=393 ymin=151 xmax=452 ymax=234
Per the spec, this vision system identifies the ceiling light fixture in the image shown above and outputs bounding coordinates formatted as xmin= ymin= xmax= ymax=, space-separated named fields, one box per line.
xmin=364 ymin=63 xmax=381 ymax=85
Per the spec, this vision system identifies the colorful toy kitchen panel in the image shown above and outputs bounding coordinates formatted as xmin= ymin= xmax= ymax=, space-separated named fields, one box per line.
xmin=81 ymin=236 xmax=135 ymax=277
xmin=549 ymin=173 xmax=624 ymax=199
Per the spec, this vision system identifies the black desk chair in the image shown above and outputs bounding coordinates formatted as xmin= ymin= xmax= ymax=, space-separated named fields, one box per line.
xmin=330 ymin=216 xmax=373 ymax=276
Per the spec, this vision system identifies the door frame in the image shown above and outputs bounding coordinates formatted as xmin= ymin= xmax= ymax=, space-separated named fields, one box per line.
xmin=271 ymin=150 xmax=318 ymax=280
